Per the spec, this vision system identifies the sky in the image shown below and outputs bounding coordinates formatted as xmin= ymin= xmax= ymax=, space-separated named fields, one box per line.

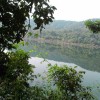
xmin=50 ymin=0 xmax=100 ymax=21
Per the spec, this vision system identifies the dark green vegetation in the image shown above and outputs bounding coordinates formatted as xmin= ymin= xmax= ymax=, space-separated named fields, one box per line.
xmin=85 ymin=19 xmax=100 ymax=33
xmin=0 ymin=0 xmax=56 ymax=51
xmin=0 ymin=49 xmax=95 ymax=100
xmin=26 ymin=20 xmax=100 ymax=46
xmin=0 ymin=0 xmax=99 ymax=99
xmin=48 ymin=65 xmax=94 ymax=100
xmin=0 ymin=50 xmax=35 ymax=99
xmin=0 ymin=0 xmax=56 ymax=79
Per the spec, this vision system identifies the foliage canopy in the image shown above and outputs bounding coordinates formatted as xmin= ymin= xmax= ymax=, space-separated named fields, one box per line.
xmin=0 ymin=0 xmax=97 ymax=99
xmin=48 ymin=64 xmax=94 ymax=100
xmin=0 ymin=0 xmax=56 ymax=51
xmin=85 ymin=20 xmax=100 ymax=33
xmin=0 ymin=50 xmax=35 ymax=99
xmin=0 ymin=1 xmax=56 ymax=99
xmin=0 ymin=0 xmax=56 ymax=80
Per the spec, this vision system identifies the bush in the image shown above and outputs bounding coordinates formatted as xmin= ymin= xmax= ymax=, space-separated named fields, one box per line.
xmin=0 ymin=50 xmax=95 ymax=100
xmin=48 ymin=64 xmax=94 ymax=100
xmin=0 ymin=50 xmax=35 ymax=100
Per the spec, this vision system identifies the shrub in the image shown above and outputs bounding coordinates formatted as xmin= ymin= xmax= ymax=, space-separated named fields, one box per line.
xmin=48 ymin=64 xmax=94 ymax=100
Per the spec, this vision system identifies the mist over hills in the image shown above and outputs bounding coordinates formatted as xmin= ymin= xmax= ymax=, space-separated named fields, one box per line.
xmin=29 ymin=19 xmax=86 ymax=29
xmin=45 ymin=20 xmax=85 ymax=29
xmin=26 ymin=19 xmax=100 ymax=46
xmin=30 ymin=18 xmax=100 ymax=30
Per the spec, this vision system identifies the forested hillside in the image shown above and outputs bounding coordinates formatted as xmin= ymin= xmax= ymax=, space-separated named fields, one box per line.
xmin=26 ymin=20 xmax=100 ymax=46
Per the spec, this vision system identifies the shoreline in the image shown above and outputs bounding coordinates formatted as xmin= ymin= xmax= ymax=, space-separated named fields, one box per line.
xmin=24 ymin=38 xmax=100 ymax=49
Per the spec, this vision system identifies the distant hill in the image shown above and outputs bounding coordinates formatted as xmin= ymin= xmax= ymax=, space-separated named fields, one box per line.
xmin=29 ymin=19 xmax=87 ymax=29
xmin=26 ymin=19 xmax=100 ymax=46
xmin=28 ymin=18 xmax=100 ymax=31
xmin=45 ymin=20 xmax=85 ymax=29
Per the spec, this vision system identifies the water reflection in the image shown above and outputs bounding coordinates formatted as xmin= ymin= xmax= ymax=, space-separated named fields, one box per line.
xmin=22 ymin=42 xmax=100 ymax=72
xmin=21 ymin=42 xmax=100 ymax=99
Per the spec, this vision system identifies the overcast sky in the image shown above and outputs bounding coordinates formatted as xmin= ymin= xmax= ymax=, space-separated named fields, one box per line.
xmin=50 ymin=0 xmax=100 ymax=21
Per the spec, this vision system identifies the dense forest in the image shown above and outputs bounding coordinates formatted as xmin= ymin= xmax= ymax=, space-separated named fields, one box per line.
xmin=1 ymin=0 xmax=100 ymax=99
xmin=25 ymin=19 xmax=100 ymax=46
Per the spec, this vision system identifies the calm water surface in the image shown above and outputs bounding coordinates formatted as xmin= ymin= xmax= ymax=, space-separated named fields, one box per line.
xmin=22 ymin=42 xmax=100 ymax=99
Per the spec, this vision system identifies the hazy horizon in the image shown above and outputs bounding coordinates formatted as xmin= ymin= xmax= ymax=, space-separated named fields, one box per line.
xmin=50 ymin=0 xmax=100 ymax=21
xmin=53 ymin=18 xmax=100 ymax=22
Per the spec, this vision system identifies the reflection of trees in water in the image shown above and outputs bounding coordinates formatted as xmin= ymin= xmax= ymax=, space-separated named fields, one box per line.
xmin=22 ymin=42 xmax=100 ymax=72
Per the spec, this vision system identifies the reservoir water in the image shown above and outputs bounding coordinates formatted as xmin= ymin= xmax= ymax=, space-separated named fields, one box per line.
xmin=21 ymin=42 xmax=100 ymax=99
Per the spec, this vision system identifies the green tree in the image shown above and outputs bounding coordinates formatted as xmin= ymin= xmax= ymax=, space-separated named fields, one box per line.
xmin=0 ymin=0 xmax=56 ymax=99
xmin=48 ymin=64 xmax=94 ymax=100
xmin=0 ymin=0 xmax=56 ymax=51
xmin=0 ymin=50 xmax=35 ymax=99
xmin=0 ymin=0 xmax=97 ymax=99
xmin=85 ymin=20 xmax=100 ymax=33
xmin=0 ymin=0 xmax=56 ymax=77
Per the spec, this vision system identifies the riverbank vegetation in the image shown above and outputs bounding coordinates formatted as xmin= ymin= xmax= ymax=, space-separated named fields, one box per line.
xmin=0 ymin=49 xmax=95 ymax=100
xmin=25 ymin=20 xmax=100 ymax=47
xmin=0 ymin=0 xmax=100 ymax=99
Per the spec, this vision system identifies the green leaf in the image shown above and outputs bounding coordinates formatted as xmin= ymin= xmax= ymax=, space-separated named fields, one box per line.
xmin=34 ymin=33 xmax=39 ymax=38
xmin=28 ymin=32 xmax=32 ymax=36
